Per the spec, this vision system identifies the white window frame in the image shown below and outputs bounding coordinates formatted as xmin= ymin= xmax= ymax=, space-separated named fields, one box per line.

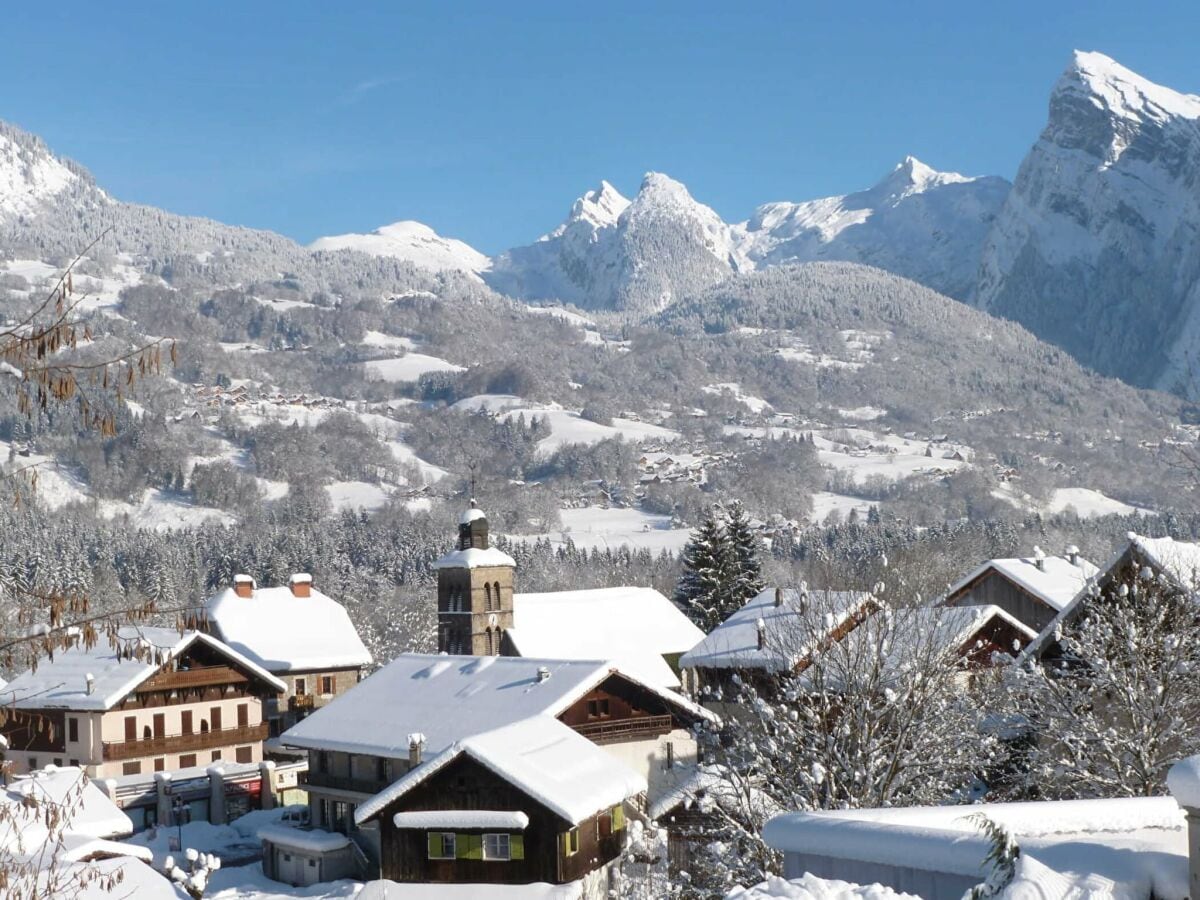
xmin=429 ymin=832 xmax=456 ymax=860
xmin=483 ymin=832 xmax=511 ymax=861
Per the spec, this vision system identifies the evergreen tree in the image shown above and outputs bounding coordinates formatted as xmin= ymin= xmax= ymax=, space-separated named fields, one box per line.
xmin=673 ymin=508 xmax=734 ymax=632
xmin=724 ymin=501 xmax=765 ymax=606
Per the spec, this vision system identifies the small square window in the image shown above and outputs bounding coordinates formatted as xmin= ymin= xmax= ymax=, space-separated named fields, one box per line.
xmin=483 ymin=833 xmax=510 ymax=861
xmin=564 ymin=827 xmax=579 ymax=856
xmin=428 ymin=832 xmax=456 ymax=860
xmin=321 ymin=676 xmax=334 ymax=695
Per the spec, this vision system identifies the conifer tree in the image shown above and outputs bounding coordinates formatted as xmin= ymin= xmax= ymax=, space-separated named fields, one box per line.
xmin=724 ymin=501 xmax=765 ymax=606
xmin=673 ymin=509 xmax=732 ymax=632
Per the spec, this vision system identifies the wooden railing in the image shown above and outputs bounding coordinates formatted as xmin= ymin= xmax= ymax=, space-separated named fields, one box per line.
xmin=304 ymin=769 xmax=392 ymax=796
xmin=141 ymin=666 xmax=248 ymax=691
xmin=102 ymin=722 xmax=267 ymax=761
xmin=289 ymin=694 xmax=316 ymax=711
xmin=570 ymin=714 xmax=673 ymax=745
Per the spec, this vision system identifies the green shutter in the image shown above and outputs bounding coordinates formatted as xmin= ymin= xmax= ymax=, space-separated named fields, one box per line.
xmin=455 ymin=833 xmax=469 ymax=859
xmin=612 ymin=804 xmax=626 ymax=830
xmin=427 ymin=832 xmax=443 ymax=859
xmin=510 ymin=834 xmax=524 ymax=860
xmin=466 ymin=834 xmax=483 ymax=861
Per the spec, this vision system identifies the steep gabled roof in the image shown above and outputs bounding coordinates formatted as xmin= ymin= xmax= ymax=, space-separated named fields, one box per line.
xmin=355 ymin=715 xmax=646 ymax=827
xmin=679 ymin=587 xmax=876 ymax=673
xmin=281 ymin=653 xmax=714 ymax=759
xmin=946 ymin=554 xmax=1099 ymax=613
xmin=0 ymin=627 xmax=285 ymax=711
xmin=506 ymin=587 xmax=704 ymax=689
xmin=205 ymin=583 xmax=372 ymax=673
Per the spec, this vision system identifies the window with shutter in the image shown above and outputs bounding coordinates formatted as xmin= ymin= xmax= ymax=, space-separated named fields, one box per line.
xmin=428 ymin=832 xmax=456 ymax=859
xmin=483 ymin=833 xmax=510 ymax=860
xmin=510 ymin=834 xmax=524 ymax=860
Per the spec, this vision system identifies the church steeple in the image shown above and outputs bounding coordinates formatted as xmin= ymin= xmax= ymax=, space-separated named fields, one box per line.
xmin=435 ymin=500 xmax=515 ymax=656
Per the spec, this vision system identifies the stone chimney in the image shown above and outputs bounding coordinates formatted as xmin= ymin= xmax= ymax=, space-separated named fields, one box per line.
xmin=1168 ymin=755 xmax=1200 ymax=898
xmin=756 ymin=618 xmax=767 ymax=651
xmin=774 ymin=587 xmax=784 ymax=608
xmin=408 ymin=733 xmax=425 ymax=769
xmin=85 ymin=673 xmax=95 ymax=696
xmin=536 ymin=666 xmax=551 ymax=683
xmin=1066 ymin=545 xmax=1080 ymax=566
xmin=233 ymin=574 xmax=255 ymax=598
xmin=289 ymin=573 xmax=313 ymax=598
xmin=1033 ymin=546 xmax=1045 ymax=572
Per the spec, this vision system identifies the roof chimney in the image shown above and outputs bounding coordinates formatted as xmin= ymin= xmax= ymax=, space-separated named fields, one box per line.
xmin=233 ymin=574 xmax=255 ymax=598
xmin=774 ymin=587 xmax=784 ymax=608
xmin=85 ymin=673 xmax=95 ymax=696
xmin=1066 ymin=545 xmax=1080 ymax=566
xmin=289 ymin=573 xmax=313 ymax=598
xmin=1033 ymin=546 xmax=1045 ymax=572
xmin=408 ymin=733 xmax=425 ymax=768
xmin=756 ymin=618 xmax=767 ymax=651
xmin=536 ymin=666 xmax=551 ymax=683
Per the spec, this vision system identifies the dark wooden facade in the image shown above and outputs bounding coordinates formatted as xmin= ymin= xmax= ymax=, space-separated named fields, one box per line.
xmin=956 ymin=615 xmax=1034 ymax=668
xmin=944 ymin=567 xmax=1061 ymax=633
xmin=557 ymin=675 xmax=682 ymax=746
xmin=372 ymin=756 xmax=627 ymax=885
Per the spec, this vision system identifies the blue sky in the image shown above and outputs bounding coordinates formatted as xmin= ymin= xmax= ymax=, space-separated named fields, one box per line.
xmin=2 ymin=1 xmax=1198 ymax=253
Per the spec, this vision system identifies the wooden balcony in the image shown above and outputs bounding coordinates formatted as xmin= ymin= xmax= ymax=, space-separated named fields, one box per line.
xmin=141 ymin=665 xmax=248 ymax=691
xmin=102 ymin=722 xmax=267 ymax=762
xmin=570 ymin=714 xmax=673 ymax=745
xmin=289 ymin=694 xmax=316 ymax=712
xmin=304 ymin=769 xmax=392 ymax=796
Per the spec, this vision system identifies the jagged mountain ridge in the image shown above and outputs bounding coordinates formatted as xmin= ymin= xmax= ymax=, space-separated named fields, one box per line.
xmin=976 ymin=51 xmax=1200 ymax=390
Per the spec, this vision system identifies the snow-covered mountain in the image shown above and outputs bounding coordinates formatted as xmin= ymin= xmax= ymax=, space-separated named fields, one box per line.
xmin=739 ymin=157 xmax=1010 ymax=301
xmin=488 ymin=173 xmax=746 ymax=313
xmin=309 ymin=220 xmax=490 ymax=276
xmin=488 ymin=160 xmax=1008 ymax=312
xmin=976 ymin=51 xmax=1200 ymax=390
xmin=0 ymin=126 xmax=85 ymax=218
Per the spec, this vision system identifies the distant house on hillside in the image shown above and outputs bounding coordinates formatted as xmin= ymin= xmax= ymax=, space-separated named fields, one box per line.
xmin=434 ymin=500 xmax=703 ymax=690
xmin=0 ymin=627 xmax=283 ymax=779
xmin=942 ymin=546 xmax=1098 ymax=633
xmin=274 ymin=654 xmax=715 ymax=885
xmin=198 ymin=573 xmax=372 ymax=742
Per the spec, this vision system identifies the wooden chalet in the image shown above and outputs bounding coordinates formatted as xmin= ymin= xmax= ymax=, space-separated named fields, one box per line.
xmin=942 ymin=547 xmax=1098 ymax=633
xmin=0 ymin=627 xmax=284 ymax=779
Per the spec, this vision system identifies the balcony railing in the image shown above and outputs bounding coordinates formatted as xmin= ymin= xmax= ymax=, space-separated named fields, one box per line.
xmin=304 ymin=769 xmax=393 ymax=796
xmin=570 ymin=714 xmax=673 ymax=745
xmin=141 ymin=666 xmax=249 ymax=691
xmin=289 ymin=694 xmax=316 ymax=711
xmin=102 ymin=722 xmax=268 ymax=762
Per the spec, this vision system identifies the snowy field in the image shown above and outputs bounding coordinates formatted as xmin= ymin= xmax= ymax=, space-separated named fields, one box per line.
xmin=364 ymin=353 xmax=466 ymax=382
xmin=454 ymin=394 xmax=680 ymax=455
xmin=1045 ymin=487 xmax=1153 ymax=518
xmin=511 ymin=505 xmax=693 ymax=553
xmin=809 ymin=491 xmax=874 ymax=523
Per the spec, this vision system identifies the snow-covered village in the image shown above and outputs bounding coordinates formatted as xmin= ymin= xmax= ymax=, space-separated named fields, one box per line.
xmin=5 ymin=3 xmax=1200 ymax=899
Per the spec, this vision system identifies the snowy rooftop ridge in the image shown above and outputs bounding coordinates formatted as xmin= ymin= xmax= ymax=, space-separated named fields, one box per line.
xmin=0 ymin=627 xmax=285 ymax=711
xmin=679 ymin=587 xmax=876 ymax=673
xmin=280 ymin=653 xmax=714 ymax=760
xmin=946 ymin=551 xmax=1099 ymax=613
xmin=433 ymin=546 xmax=516 ymax=569
xmin=356 ymin=715 xmax=646 ymax=827
xmin=205 ymin=580 xmax=372 ymax=673
xmin=507 ymin=586 xmax=705 ymax=689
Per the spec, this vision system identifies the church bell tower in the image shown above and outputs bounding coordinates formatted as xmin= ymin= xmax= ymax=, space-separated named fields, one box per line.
xmin=436 ymin=500 xmax=515 ymax=656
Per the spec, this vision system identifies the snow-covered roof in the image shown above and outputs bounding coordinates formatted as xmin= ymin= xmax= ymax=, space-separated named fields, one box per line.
xmin=433 ymin=547 xmax=516 ymax=569
xmin=358 ymin=878 xmax=585 ymax=899
xmin=1 ymin=766 xmax=133 ymax=845
xmin=507 ymin=587 xmax=704 ymax=689
xmin=392 ymin=810 xmax=530 ymax=830
xmin=257 ymin=823 xmax=351 ymax=852
xmin=0 ymin=628 xmax=285 ymax=711
xmin=356 ymin=715 xmax=646 ymax=827
xmin=459 ymin=504 xmax=487 ymax=525
xmin=1128 ymin=533 xmax=1200 ymax=590
xmin=763 ymin=796 xmax=1186 ymax=899
xmin=946 ymin=553 xmax=1099 ymax=612
xmin=679 ymin=587 xmax=876 ymax=673
xmin=281 ymin=653 xmax=714 ymax=759
xmin=205 ymin=582 xmax=372 ymax=673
